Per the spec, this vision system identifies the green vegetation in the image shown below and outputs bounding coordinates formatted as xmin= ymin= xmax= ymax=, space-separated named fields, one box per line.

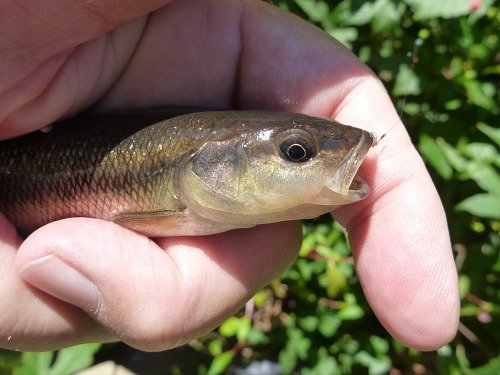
xmin=1 ymin=0 xmax=498 ymax=374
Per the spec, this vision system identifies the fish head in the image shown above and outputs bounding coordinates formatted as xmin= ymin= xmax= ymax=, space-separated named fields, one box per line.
xmin=179 ymin=112 xmax=374 ymax=224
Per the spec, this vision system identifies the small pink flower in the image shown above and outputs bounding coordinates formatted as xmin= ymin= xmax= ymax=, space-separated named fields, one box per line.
xmin=470 ymin=0 xmax=481 ymax=11
xmin=477 ymin=311 xmax=491 ymax=323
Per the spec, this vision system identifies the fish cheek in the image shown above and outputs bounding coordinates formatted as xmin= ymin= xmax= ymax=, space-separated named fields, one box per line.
xmin=246 ymin=157 xmax=321 ymax=209
xmin=180 ymin=141 xmax=248 ymax=214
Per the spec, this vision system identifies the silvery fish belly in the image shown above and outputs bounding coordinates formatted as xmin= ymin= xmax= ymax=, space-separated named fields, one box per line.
xmin=0 ymin=110 xmax=374 ymax=237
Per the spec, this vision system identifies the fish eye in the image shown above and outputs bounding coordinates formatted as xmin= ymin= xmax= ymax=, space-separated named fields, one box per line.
xmin=279 ymin=133 xmax=316 ymax=162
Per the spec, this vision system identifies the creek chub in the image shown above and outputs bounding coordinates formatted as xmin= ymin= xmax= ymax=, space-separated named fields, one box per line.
xmin=0 ymin=110 xmax=374 ymax=237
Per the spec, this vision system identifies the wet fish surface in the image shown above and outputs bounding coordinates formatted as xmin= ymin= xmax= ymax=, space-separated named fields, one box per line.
xmin=0 ymin=110 xmax=374 ymax=237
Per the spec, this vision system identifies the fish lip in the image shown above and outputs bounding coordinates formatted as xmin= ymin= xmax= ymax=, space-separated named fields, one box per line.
xmin=327 ymin=130 xmax=373 ymax=197
xmin=346 ymin=130 xmax=373 ymax=192
xmin=347 ymin=175 xmax=370 ymax=201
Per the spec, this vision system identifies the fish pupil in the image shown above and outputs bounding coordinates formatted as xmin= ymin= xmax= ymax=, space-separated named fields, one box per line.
xmin=287 ymin=144 xmax=307 ymax=161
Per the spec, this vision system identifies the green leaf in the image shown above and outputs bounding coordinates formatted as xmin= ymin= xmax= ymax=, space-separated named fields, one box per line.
xmin=326 ymin=260 xmax=347 ymax=298
xmin=246 ymin=329 xmax=270 ymax=345
xmin=48 ymin=343 xmax=101 ymax=375
xmin=318 ymin=314 xmax=341 ymax=338
xmin=459 ymin=275 xmax=471 ymax=299
xmin=13 ymin=352 xmax=53 ymax=375
xmin=219 ymin=316 xmax=240 ymax=337
xmin=311 ymin=356 xmax=339 ymax=375
xmin=337 ymin=304 xmax=364 ymax=320
xmin=299 ymin=316 xmax=319 ymax=332
xmin=456 ymin=193 xmax=500 ymax=219
xmin=279 ymin=345 xmax=297 ymax=375
xmin=236 ymin=317 xmax=251 ymax=342
xmin=466 ymin=164 xmax=500 ymax=194
xmin=349 ymin=0 xmax=385 ymax=25
xmin=299 ymin=231 xmax=315 ymax=256
xmin=437 ymin=138 xmax=469 ymax=172
xmin=444 ymin=99 xmax=462 ymax=111
xmin=302 ymin=348 xmax=340 ymax=375
xmin=347 ymin=0 xmax=400 ymax=32
xmin=369 ymin=335 xmax=389 ymax=356
xmin=355 ymin=351 xmax=392 ymax=375
xmin=393 ymin=64 xmax=421 ymax=96
xmin=296 ymin=258 xmax=325 ymax=282
xmin=478 ymin=123 xmax=500 ymax=147
xmin=404 ymin=0 xmax=474 ymax=20
xmin=293 ymin=0 xmax=329 ymax=22
xmin=470 ymin=356 xmax=500 ymax=375
xmin=287 ymin=326 xmax=312 ymax=359
xmin=456 ymin=343 xmax=471 ymax=372
xmin=371 ymin=0 xmax=400 ymax=33
xmin=437 ymin=344 xmax=453 ymax=357
xmin=327 ymin=27 xmax=358 ymax=48
xmin=0 ymin=350 xmax=22 ymax=372
xmin=419 ymin=134 xmax=453 ymax=180
xmin=253 ymin=290 xmax=268 ymax=308
xmin=208 ymin=340 xmax=223 ymax=356
xmin=207 ymin=352 xmax=234 ymax=375
xmin=482 ymin=64 xmax=500 ymax=76
xmin=13 ymin=344 xmax=101 ymax=375
xmin=463 ymin=80 xmax=496 ymax=110
xmin=219 ymin=316 xmax=251 ymax=342
xmin=369 ymin=358 xmax=392 ymax=375
xmin=403 ymin=102 xmax=421 ymax=116
xmin=463 ymin=142 xmax=499 ymax=164
xmin=328 ymin=1 xmax=354 ymax=26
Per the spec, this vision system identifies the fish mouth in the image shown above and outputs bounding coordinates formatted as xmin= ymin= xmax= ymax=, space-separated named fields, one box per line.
xmin=328 ymin=130 xmax=373 ymax=194
xmin=310 ymin=174 xmax=370 ymax=206
xmin=310 ymin=130 xmax=373 ymax=206
xmin=346 ymin=174 xmax=370 ymax=201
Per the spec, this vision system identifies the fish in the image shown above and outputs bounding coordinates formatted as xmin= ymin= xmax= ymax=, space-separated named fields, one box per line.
xmin=0 ymin=110 xmax=374 ymax=237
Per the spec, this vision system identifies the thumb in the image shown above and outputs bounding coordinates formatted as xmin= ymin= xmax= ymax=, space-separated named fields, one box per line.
xmin=16 ymin=218 xmax=301 ymax=351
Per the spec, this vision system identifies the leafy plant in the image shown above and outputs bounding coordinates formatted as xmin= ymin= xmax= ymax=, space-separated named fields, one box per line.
xmin=2 ymin=343 xmax=101 ymax=375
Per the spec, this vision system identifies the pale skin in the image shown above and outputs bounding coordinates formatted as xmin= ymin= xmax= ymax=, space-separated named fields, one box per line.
xmin=0 ymin=0 xmax=458 ymax=352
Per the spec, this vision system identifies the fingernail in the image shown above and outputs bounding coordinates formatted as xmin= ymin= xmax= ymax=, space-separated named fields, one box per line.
xmin=20 ymin=255 xmax=101 ymax=313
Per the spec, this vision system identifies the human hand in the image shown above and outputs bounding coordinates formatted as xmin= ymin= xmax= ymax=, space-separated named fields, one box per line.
xmin=0 ymin=0 xmax=458 ymax=351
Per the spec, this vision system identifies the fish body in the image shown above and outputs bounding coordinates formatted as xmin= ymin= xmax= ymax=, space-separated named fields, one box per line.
xmin=0 ymin=110 xmax=373 ymax=237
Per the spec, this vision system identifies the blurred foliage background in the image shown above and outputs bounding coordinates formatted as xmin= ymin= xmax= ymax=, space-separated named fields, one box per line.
xmin=1 ymin=0 xmax=498 ymax=374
